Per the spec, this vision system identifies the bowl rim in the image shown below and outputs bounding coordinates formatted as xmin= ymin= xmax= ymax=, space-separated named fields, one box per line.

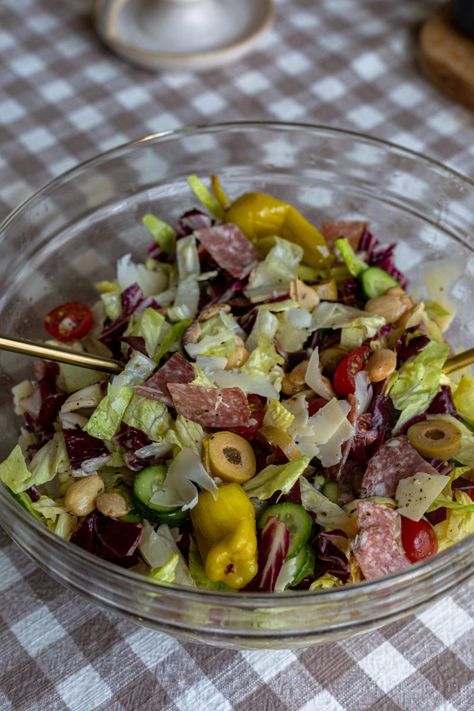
xmin=0 ymin=120 xmax=473 ymax=605
xmin=1 ymin=120 xmax=473 ymax=235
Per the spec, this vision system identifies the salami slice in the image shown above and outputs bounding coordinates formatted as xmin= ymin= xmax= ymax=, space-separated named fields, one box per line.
xmin=195 ymin=224 xmax=259 ymax=279
xmin=135 ymin=353 xmax=195 ymax=406
xmin=321 ymin=220 xmax=369 ymax=251
xmin=360 ymin=435 xmax=439 ymax=498
xmin=168 ymin=383 xmax=250 ymax=428
xmin=352 ymin=501 xmax=410 ymax=581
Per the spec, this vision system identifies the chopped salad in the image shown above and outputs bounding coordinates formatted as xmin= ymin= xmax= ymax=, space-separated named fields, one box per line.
xmin=1 ymin=176 xmax=473 ymax=593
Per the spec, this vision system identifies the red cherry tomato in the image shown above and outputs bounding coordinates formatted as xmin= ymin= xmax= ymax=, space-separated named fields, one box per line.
xmin=229 ymin=394 xmax=265 ymax=441
xmin=401 ymin=517 xmax=438 ymax=563
xmin=307 ymin=396 xmax=329 ymax=417
xmin=44 ymin=301 xmax=93 ymax=342
xmin=333 ymin=346 xmax=371 ymax=397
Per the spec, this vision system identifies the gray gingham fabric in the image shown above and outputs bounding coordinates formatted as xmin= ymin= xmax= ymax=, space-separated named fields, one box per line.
xmin=0 ymin=0 xmax=473 ymax=709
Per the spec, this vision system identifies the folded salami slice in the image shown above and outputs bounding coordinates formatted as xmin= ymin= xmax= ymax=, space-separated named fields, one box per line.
xmin=321 ymin=220 xmax=369 ymax=251
xmin=135 ymin=353 xmax=195 ymax=406
xmin=168 ymin=383 xmax=250 ymax=428
xmin=195 ymin=224 xmax=259 ymax=278
xmin=352 ymin=501 xmax=410 ymax=581
xmin=360 ymin=435 xmax=439 ymax=498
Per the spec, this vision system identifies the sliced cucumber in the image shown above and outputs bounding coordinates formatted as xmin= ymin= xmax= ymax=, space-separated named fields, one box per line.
xmin=359 ymin=266 xmax=400 ymax=299
xmin=290 ymin=544 xmax=316 ymax=587
xmin=132 ymin=464 xmax=188 ymax=525
xmin=321 ymin=480 xmax=338 ymax=504
xmin=257 ymin=502 xmax=313 ymax=558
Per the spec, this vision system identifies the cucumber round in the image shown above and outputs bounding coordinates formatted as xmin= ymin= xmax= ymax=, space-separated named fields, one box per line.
xmin=290 ymin=544 xmax=316 ymax=587
xmin=132 ymin=464 xmax=188 ymax=525
xmin=359 ymin=266 xmax=400 ymax=299
xmin=257 ymin=502 xmax=313 ymax=558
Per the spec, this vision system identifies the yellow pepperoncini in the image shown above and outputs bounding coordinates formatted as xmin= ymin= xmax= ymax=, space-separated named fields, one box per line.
xmin=223 ymin=192 xmax=333 ymax=269
xmin=190 ymin=483 xmax=258 ymax=589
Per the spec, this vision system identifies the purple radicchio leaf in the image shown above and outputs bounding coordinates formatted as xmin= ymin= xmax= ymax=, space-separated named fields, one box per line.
xmin=99 ymin=283 xmax=146 ymax=353
xmin=359 ymin=228 xmax=408 ymax=289
xmin=253 ymin=517 xmax=290 ymax=592
xmin=313 ymin=529 xmax=350 ymax=582
xmin=341 ymin=277 xmax=360 ymax=306
xmin=63 ymin=429 xmax=111 ymax=475
xmin=424 ymin=508 xmax=448 ymax=526
xmin=177 ymin=208 xmax=214 ymax=237
xmin=70 ymin=511 xmax=142 ymax=564
xmin=396 ymin=334 xmax=430 ymax=365
xmin=452 ymin=475 xmax=474 ymax=492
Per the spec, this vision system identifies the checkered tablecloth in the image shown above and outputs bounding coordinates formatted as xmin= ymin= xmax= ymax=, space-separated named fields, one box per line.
xmin=0 ymin=0 xmax=473 ymax=708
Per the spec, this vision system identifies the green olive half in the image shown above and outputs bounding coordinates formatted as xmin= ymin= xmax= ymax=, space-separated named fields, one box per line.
xmin=407 ymin=419 xmax=461 ymax=460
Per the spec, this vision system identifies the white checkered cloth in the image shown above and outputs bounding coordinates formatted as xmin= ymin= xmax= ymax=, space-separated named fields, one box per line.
xmin=0 ymin=0 xmax=473 ymax=709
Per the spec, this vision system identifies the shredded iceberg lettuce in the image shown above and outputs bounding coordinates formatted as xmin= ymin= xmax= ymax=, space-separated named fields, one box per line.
xmin=243 ymin=456 xmax=309 ymax=500
xmin=85 ymin=352 xmax=155 ymax=440
xmin=164 ymin=416 xmax=206 ymax=455
xmin=388 ymin=341 xmax=449 ymax=431
xmin=263 ymin=399 xmax=294 ymax=431
xmin=123 ymin=395 xmax=172 ymax=441
xmin=167 ymin=275 xmax=200 ymax=322
xmin=0 ymin=433 xmax=69 ymax=494
xmin=123 ymin=308 xmax=166 ymax=361
xmin=340 ymin=314 xmax=386 ymax=350
xmin=187 ymin=174 xmax=223 ymax=219
xmin=117 ymin=253 xmax=167 ymax=296
xmin=334 ymin=237 xmax=367 ymax=277
xmin=142 ymin=213 xmax=176 ymax=255
xmin=244 ymin=238 xmax=303 ymax=303
xmin=140 ymin=521 xmax=195 ymax=586
xmin=453 ymin=375 xmax=474 ymax=426
xmin=176 ymin=235 xmax=200 ymax=279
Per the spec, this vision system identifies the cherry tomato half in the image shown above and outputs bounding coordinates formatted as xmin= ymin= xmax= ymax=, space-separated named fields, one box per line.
xmin=333 ymin=346 xmax=371 ymax=397
xmin=229 ymin=394 xmax=265 ymax=441
xmin=44 ymin=301 xmax=93 ymax=342
xmin=401 ymin=517 xmax=438 ymax=563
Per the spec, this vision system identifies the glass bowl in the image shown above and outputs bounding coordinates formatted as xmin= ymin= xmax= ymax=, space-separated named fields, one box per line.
xmin=0 ymin=123 xmax=473 ymax=649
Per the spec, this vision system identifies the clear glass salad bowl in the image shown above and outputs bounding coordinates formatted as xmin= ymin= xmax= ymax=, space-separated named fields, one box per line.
xmin=0 ymin=123 xmax=473 ymax=649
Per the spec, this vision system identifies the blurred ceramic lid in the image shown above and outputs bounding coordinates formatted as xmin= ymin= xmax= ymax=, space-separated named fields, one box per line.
xmin=95 ymin=0 xmax=274 ymax=72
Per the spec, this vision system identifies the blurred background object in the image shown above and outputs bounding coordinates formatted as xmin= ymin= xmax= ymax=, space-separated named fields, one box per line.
xmin=419 ymin=0 xmax=474 ymax=111
xmin=95 ymin=0 xmax=274 ymax=71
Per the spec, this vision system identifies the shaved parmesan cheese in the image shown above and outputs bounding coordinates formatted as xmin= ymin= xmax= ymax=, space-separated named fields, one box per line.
xmin=309 ymin=398 xmax=351 ymax=444
xmin=152 ymin=447 xmax=217 ymax=511
xmin=286 ymin=397 xmax=354 ymax=466
xmin=210 ymin=370 xmax=279 ymax=399
xmin=354 ymin=370 xmax=373 ymax=415
xmin=61 ymin=383 xmax=104 ymax=413
xmin=305 ymin=347 xmax=334 ymax=400
xmin=396 ymin=471 xmax=450 ymax=521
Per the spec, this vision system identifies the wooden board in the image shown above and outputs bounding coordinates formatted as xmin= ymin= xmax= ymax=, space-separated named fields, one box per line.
xmin=419 ymin=3 xmax=474 ymax=111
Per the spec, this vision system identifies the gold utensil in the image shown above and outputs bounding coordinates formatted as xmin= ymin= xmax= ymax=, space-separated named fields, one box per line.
xmin=0 ymin=334 xmax=122 ymax=374
xmin=442 ymin=347 xmax=474 ymax=375
xmin=0 ymin=334 xmax=472 ymax=377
